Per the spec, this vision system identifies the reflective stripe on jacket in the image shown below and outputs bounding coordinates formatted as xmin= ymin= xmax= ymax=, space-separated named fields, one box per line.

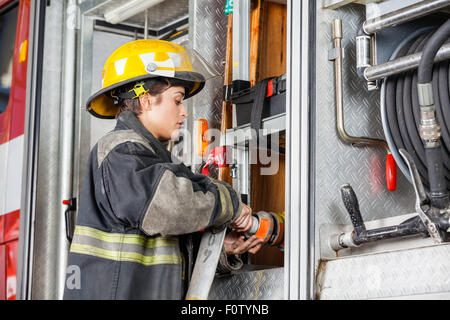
xmin=63 ymin=111 xmax=242 ymax=300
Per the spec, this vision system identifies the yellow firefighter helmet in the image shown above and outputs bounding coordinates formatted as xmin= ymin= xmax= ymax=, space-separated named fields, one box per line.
xmin=86 ymin=39 xmax=216 ymax=119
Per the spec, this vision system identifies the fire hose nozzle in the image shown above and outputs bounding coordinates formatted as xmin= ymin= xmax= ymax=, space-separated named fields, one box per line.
xmin=244 ymin=211 xmax=285 ymax=249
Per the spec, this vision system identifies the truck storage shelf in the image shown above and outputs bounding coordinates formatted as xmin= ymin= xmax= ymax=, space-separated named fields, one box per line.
xmin=222 ymin=112 xmax=286 ymax=147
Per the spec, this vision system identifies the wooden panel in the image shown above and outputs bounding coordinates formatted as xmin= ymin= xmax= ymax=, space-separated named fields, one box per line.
xmin=250 ymin=0 xmax=263 ymax=86
xmin=219 ymin=14 xmax=234 ymax=185
xmin=248 ymin=2 xmax=286 ymax=267
xmin=257 ymin=1 xmax=287 ymax=81
xmin=251 ymin=155 xmax=285 ymax=213
xmin=250 ymin=150 xmax=285 ymax=267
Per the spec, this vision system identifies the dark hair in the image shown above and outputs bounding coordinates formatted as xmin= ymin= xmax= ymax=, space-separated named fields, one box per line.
xmin=115 ymin=78 xmax=172 ymax=119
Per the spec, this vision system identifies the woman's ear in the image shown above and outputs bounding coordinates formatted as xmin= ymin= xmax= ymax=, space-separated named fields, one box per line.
xmin=139 ymin=93 xmax=152 ymax=111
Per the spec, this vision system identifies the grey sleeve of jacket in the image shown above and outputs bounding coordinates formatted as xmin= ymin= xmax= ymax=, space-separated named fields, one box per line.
xmin=100 ymin=141 xmax=242 ymax=237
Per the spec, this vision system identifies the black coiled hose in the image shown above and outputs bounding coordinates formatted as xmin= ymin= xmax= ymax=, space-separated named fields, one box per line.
xmin=385 ymin=25 xmax=450 ymax=198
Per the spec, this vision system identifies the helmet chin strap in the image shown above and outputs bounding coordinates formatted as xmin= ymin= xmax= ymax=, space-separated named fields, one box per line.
xmin=114 ymin=77 xmax=193 ymax=102
xmin=116 ymin=79 xmax=160 ymax=100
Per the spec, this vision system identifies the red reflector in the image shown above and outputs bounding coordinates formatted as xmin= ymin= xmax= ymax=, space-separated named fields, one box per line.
xmin=266 ymin=79 xmax=274 ymax=97
xmin=62 ymin=200 xmax=71 ymax=205
xmin=386 ymin=154 xmax=397 ymax=191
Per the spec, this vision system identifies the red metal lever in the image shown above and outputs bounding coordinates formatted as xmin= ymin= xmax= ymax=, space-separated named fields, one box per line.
xmin=386 ymin=153 xmax=397 ymax=191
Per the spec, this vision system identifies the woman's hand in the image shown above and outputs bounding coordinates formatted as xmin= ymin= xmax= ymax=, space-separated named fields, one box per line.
xmin=230 ymin=203 xmax=253 ymax=233
xmin=224 ymin=230 xmax=264 ymax=255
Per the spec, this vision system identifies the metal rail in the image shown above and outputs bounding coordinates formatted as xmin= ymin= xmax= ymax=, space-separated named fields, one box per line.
xmin=365 ymin=42 xmax=450 ymax=81
xmin=355 ymin=0 xmax=450 ymax=88
xmin=331 ymin=19 xmax=390 ymax=153
xmin=363 ymin=0 xmax=450 ymax=35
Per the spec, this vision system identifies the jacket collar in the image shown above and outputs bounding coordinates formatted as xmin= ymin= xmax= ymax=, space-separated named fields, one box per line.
xmin=116 ymin=111 xmax=172 ymax=163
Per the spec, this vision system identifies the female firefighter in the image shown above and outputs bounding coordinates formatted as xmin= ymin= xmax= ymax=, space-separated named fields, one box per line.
xmin=63 ymin=39 xmax=263 ymax=300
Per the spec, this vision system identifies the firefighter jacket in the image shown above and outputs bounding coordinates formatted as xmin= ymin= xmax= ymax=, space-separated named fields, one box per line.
xmin=63 ymin=111 xmax=243 ymax=300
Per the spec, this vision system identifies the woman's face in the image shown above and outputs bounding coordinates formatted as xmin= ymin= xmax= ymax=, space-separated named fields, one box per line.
xmin=138 ymin=85 xmax=187 ymax=141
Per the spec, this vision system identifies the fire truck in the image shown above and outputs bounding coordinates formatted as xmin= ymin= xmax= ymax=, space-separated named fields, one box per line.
xmin=1 ymin=0 xmax=450 ymax=300
xmin=0 ymin=0 xmax=29 ymax=300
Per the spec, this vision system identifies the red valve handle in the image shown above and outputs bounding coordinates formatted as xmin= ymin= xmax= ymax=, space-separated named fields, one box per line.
xmin=201 ymin=146 xmax=228 ymax=176
xmin=386 ymin=153 xmax=397 ymax=191
xmin=199 ymin=147 xmax=229 ymax=231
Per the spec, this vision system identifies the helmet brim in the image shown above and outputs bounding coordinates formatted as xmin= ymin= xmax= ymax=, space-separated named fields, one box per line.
xmin=86 ymin=73 xmax=205 ymax=119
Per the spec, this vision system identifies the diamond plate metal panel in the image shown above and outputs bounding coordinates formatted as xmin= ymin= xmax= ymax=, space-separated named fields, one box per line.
xmin=209 ymin=267 xmax=284 ymax=300
xmin=83 ymin=0 xmax=189 ymax=30
xmin=120 ymin=0 xmax=188 ymax=29
xmin=314 ymin=4 xmax=415 ymax=236
xmin=317 ymin=244 xmax=450 ymax=299
xmin=187 ymin=0 xmax=227 ymax=171
xmin=189 ymin=0 xmax=226 ymax=128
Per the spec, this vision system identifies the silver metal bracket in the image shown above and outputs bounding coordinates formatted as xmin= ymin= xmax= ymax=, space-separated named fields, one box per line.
xmin=328 ymin=47 xmax=344 ymax=61
xmin=399 ymin=148 xmax=444 ymax=243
